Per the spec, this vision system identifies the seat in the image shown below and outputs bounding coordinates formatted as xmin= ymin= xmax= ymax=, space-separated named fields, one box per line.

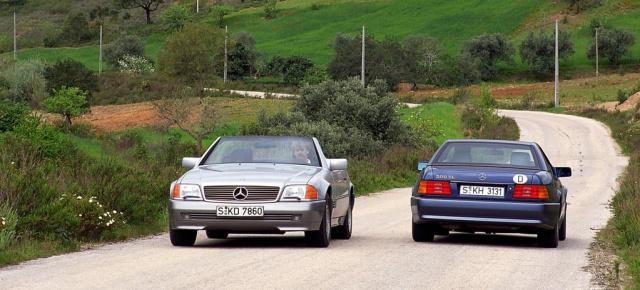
xmin=225 ymin=148 xmax=253 ymax=163
xmin=451 ymin=150 xmax=471 ymax=163
xmin=510 ymin=152 xmax=531 ymax=166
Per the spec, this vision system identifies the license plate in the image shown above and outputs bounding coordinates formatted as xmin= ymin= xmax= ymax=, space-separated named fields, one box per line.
xmin=216 ymin=206 xmax=264 ymax=217
xmin=460 ymin=185 xmax=504 ymax=197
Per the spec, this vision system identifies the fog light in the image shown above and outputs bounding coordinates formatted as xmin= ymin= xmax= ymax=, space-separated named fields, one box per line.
xmin=291 ymin=215 xmax=302 ymax=221
xmin=181 ymin=213 xmax=190 ymax=220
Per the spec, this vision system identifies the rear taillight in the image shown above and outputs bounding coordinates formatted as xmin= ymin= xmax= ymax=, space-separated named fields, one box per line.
xmin=418 ymin=181 xmax=452 ymax=195
xmin=513 ymin=185 xmax=549 ymax=199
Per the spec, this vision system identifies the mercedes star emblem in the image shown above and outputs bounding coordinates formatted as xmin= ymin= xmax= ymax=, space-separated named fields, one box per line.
xmin=478 ymin=173 xmax=487 ymax=181
xmin=233 ymin=187 xmax=249 ymax=200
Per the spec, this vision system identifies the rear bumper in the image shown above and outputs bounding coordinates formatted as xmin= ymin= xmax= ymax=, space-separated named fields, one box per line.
xmin=411 ymin=196 xmax=561 ymax=232
xmin=169 ymin=199 xmax=326 ymax=233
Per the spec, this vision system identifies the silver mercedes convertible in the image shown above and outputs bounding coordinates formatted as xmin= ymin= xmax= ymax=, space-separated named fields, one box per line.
xmin=169 ymin=136 xmax=354 ymax=247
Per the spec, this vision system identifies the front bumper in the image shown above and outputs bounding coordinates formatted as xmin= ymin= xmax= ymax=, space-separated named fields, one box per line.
xmin=411 ymin=196 xmax=561 ymax=232
xmin=169 ymin=199 xmax=326 ymax=233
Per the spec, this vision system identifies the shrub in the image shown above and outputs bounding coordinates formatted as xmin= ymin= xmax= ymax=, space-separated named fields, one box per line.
xmin=103 ymin=35 xmax=147 ymax=70
xmin=117 ymin=55 xmax=155 ymax=75
xmin=0 ymin=101 xmax=29 ymax=132
xmin=43 ymin=58 xmax=99 ymax=97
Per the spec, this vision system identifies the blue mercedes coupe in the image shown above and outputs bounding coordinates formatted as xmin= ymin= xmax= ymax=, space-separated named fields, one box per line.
xmin=411 ymin=139 xmax=572 ymax=248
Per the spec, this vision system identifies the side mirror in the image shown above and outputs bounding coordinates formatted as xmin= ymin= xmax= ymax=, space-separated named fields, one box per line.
xmin=417 ymin=161 xmax=428 ymax=171
xmin=182 ymin=157 xmax=200 ymax=169
xmin=554 ymin=167 xmax=572 ymax=177
xmin=328 ymin=159 xmax=348 ymax=170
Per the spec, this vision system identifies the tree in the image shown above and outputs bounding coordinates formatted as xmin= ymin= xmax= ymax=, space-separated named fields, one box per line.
xmin=462 ymin=33 xmax=516 ymax=81
xmin=403 ymin=34 xmax=443 ymax=89
xmin=159 ymin=5 xmax=192 ymax=31
xmin=103 ymin=35 xmax=147 ymax=70
xmin=40 ymin=86 xmax=89 ymax=126
xmin=153 ymin=88 xmax=221 ymax=155
xmin=210 ymin=4 xmax=234 ymax=27
xmin=519 ymin=30 xmax=574 ymax=75
xmin=587 ymin=28 xmax=636 ymax=68
xmin=228 ymin=42 xmax=251 ymax=80
xmin=283 ymin=55 xmax=313 ymax=86
xmin=328 ymin=33 xmax=405 ymax=90
xmin=43 ymin=58 xmax=99 ymax=100
xmin=264 ymin=0 xmax=277 ymax=19
xmin=157 ymin=23 xmax=224 ymax=98
xmin=59 ymin=13 xmax=96 ymax=45
xmin=113 ymin=0 xmax=165 ymax=24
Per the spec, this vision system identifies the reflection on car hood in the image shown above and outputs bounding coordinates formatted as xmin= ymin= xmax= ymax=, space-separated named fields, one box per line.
xmin=178 ymin=163 xmax=322 ymax=186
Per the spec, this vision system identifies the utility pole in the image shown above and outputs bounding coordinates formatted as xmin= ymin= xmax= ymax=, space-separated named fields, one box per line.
xmin=99 ymin=26 xmax=103 ymax=74
xmin=361 ymin=26 xmax=365 ymax=88
xmin=197 ymin=0 xmax=199 ymax=13
xmin=554 ymin=20 xmax=559 ymax=108
xmin=224 ymin=25 xmax=228 ymax=83
xmin=595 ymin=28 xmax=599 ymax=86
xmin=13 ymin=12 xmax=17 ymax=60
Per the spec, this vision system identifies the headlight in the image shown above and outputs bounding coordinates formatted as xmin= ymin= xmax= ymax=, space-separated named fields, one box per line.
xmin=282 ymin=185 xmax=318 ymax=200
xmin=172 ymin=184 xmax=203 ymax=200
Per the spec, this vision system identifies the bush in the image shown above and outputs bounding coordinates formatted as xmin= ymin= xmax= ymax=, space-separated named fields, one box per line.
xmin=103 ymin=35 xmax=147 ymax=70
xmin=0 ymin=101 xmax=29 ymax=132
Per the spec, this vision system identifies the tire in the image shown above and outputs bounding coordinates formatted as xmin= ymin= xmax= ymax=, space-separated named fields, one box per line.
xmin=412 ymin=222 xmax=434 ymax=242
xmin=559 ymin=215 xmax=567 ymax=241
xmin=537 ymin=220 xmax=559 ymax=248
xmin=170 ymin=229 xmax=197 ymax=246
xmin=305 ymin=198 xmax=331 ymax=247
xmin=206 ymin=230 xmax=229 ymax=239
xmin=332 ymin=200 xmax=353 ymax=240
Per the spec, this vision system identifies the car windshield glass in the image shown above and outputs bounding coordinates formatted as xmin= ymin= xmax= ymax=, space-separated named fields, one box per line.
xmin=202 ymin=136 xmax=320 ymax=166
xmin=434 ymin=142 xmax=536 ymax=167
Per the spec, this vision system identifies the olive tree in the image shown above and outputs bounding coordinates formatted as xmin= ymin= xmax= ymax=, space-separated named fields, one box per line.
xmin=402 ymin=34 xmax=442 ymax=89
xmin=40 ymin=86 xmax=89 ymax=126
xmin=157 ymin=23 xmax=224 ymax=98
xmin=587 ymin=27 xmax=636 ymax=68
xmin=519 ymin=30 xmax=574 ymax=75
xmin=462 ymin=33 xmax=516 ymax=81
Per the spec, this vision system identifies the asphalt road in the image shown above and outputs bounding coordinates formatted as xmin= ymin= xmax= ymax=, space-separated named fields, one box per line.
xmin=0 ymin=110 xmax=628 ymax=289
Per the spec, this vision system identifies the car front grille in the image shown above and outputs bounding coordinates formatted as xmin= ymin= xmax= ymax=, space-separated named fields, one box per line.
xmin=203 ymin=185 xmax=280 ymax=201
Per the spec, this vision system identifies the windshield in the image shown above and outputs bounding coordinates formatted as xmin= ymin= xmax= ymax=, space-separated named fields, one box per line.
xmin=434 ymin=142 xmax=536 ymax=167
xmin=202 ymin=136 xmax=320 ymax=166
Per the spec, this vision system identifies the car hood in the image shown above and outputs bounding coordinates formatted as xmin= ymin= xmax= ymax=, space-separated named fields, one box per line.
xmin=178 ymin=163 xmax=322 ymax=186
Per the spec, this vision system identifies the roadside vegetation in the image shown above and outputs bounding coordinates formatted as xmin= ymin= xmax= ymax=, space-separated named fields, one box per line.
xmin=0 ymin=0 xmax=638 ymax=288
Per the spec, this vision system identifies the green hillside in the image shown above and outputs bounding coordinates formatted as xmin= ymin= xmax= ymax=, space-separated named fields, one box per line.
xmin=1 ymin=0 xmax=640 ymax=72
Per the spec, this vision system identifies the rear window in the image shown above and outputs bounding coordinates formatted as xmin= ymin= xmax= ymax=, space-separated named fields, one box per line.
xmin=434 ymin=142 xmax=536 ymax=167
